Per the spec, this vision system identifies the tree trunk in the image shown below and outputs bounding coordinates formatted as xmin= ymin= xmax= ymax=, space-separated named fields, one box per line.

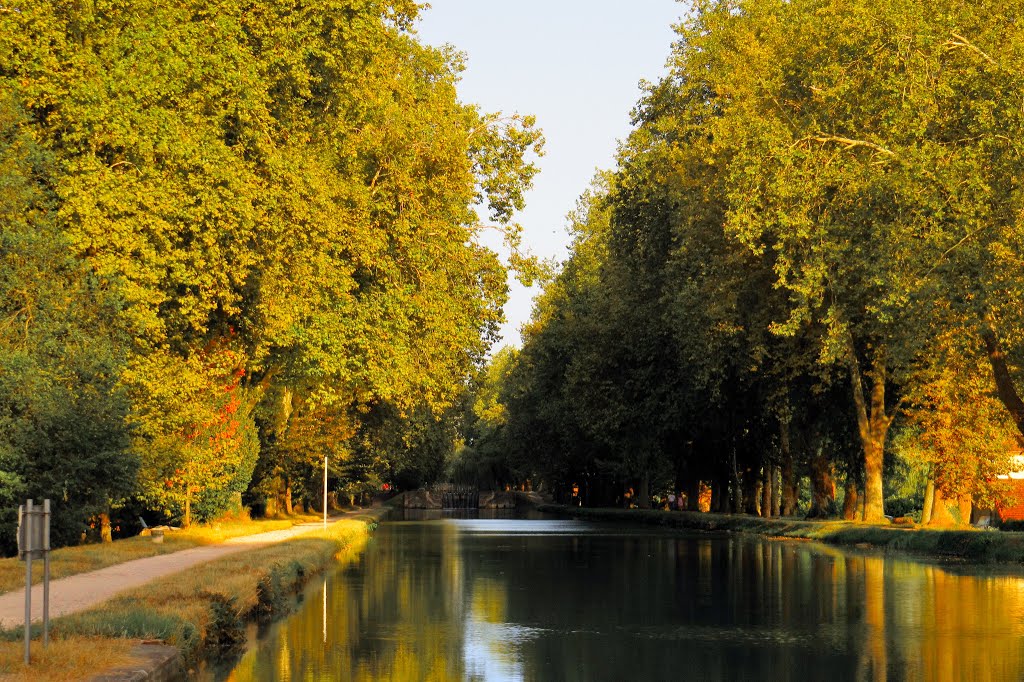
xmin=782 ymin=473 xmax=798 ymax=517
xmin=732 ymin=451 xmax=743 ymax=514
xmin=922 ymin=479 xmax=935 ymax=524
xmin=927 ymin=487 xmax=957 ymax=527
xmin=780 ymin=419 xmax=798 ymax=516
xmin=771 ymin=465 xmax=782 ymax=517
xmin=842 ymin=480 xmax=859 ymax=521
xmin=761 ymin=467 xmax=773 ymax=518
xmin=280 ymin=389 xmax=296 ymax=517
xmin=744 ymin=469 xmax=760 ymax=515
xmin=807 ymin=446 xmax=836 ymax=518
xmin=184 ymin=492 xmax=192 ymax=528
xmin=861 ymin=439 xmax=885 ymax=523
xmin=281 ymin=387 xmax=294 ymax=428
xmin=847 ymin=337 xmax=896 ymax=523
xmin=982 ymin=324 xmax=1024 ymax=439
xmin=638 ymin=471 xmax=650 ymax=509
xmin=958 ymin=495 xmax=973 ymax=526
xmin=99 ymin=510 xmax=113 ymax=543
xmin=711 ymin=479 xmax=724 ymax=513
xmin=686 ymin=478 xmax=701 ymax=512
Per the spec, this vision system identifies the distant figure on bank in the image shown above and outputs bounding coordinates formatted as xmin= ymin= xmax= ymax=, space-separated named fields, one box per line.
xmin=667 ymin=492 xmax=676 ymax=511
xmin=676 ymin=493 xmax=685 ymax=511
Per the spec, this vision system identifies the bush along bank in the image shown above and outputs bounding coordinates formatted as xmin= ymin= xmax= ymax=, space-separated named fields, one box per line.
xmin=540 ymin=505 xmax=1024 ymax=564
xmin=3 ymin=514 xmax=380 ymax=674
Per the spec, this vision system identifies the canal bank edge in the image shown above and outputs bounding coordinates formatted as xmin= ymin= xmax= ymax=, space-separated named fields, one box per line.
xmin=539 ymin=505 xmax=1024 ymax=564
xmin=83 ymin=509 xmax=388 ymax=682
xmin=91 ymin=643 xmax=183 ymax=682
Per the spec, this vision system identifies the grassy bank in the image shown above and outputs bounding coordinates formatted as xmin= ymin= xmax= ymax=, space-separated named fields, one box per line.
xmin=0 ymin=515 xmax=378 ymax=679
xmin=0 ymin=514 xmax=321 ymax=595
xmin=541 ymin=505 xmax=1024 ymax=564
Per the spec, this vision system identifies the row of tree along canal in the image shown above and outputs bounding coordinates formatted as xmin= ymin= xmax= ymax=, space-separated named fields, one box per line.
xmin=453 ymin=0 xmax=1024 ymax=529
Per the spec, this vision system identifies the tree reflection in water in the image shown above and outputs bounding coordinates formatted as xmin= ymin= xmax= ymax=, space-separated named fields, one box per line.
xmin=213 ymin=519 xmax=1024 ymax=681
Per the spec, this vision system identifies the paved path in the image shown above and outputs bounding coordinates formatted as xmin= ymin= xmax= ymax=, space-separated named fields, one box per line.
xmin=0 ymin=514 xmax=372 ymax=630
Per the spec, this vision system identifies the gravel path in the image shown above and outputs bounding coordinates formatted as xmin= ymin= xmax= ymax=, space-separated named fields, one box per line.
xmin=0 ymin=516 xmax=358 ymax=630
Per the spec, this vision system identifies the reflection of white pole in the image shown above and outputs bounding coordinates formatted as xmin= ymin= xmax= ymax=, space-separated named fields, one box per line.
xmin=322 ymin=577 xmax=327 ymax=644
xmin=323 ymin=455 xmax=328 ymax=531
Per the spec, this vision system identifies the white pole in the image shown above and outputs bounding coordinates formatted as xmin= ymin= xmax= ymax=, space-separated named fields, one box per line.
xmin=323 ymin=455 xmax=328 ymax=530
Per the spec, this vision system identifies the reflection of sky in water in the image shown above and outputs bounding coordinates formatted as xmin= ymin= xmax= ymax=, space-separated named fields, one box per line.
xmin=462 ymin=619 xmax=543 ymax=682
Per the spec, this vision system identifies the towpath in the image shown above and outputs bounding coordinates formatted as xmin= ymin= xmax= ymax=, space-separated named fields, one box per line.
xmin=0 ymin=511 xmax=378 ymax=630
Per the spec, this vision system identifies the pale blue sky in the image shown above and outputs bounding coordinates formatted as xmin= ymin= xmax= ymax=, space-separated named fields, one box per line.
xmin=415 ymin=1 xmax=686 ymax=348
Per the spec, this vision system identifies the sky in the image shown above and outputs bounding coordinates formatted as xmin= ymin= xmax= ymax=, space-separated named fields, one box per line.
xmin=415 ymin=1 xmax=686 ymax=348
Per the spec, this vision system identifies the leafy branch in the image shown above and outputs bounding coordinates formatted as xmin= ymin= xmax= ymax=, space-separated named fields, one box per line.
xmin=792 ymin=134 xmax=896 ymax=158
xmin=944 ymin=33 xmax=997 ymax=67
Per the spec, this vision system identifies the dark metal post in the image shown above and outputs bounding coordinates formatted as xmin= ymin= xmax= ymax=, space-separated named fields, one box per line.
xmin=23 ymin=499 xmax=32 ymax=665
xmin=42 ymin=499 xmax=50 ymax=648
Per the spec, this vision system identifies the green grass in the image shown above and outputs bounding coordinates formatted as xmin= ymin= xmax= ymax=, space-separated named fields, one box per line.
xmin=540 ymin=505 xmax=1024 ymax=563
xmin=0 ymin=514 xmax=319 ymax=595
xmin=0 ymin=517 xmax=376 ymax=678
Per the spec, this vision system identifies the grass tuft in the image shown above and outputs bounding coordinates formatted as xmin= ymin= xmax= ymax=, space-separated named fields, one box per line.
xmin=205 ymin=593 xmax=245 ymax=656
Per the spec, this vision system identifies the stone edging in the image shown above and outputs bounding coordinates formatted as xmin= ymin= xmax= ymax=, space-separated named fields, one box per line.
xmin=90 ymin=643 xmax=182 ymax=682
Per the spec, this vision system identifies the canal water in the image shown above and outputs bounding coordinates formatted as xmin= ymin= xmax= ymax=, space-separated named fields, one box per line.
xmin=206 ymin=512 xmax=1024 ymax=681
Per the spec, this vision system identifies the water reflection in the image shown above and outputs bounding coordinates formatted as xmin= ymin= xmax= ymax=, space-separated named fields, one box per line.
xmin=211 ymin=517 xmax=1024 ymax=681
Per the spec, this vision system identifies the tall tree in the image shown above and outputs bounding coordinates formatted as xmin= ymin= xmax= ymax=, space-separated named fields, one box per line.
xmin=0 ymin=95 xmax=135 ymax=549
xmin=1 ymin=0 xmax=542 ymax=525
xmin=673 ymin=0 xmax=1024 ymax=520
